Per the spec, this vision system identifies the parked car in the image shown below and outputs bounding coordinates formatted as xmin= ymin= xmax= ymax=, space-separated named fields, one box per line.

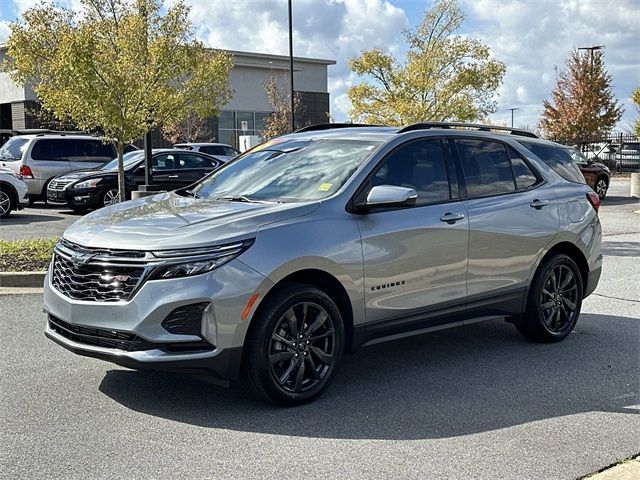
xmin=0 ymin=134 xmax=138 ymax=203
xmin=47 ymin=149 xmax=224 ymax=212
xmin=0 ymin=167 xmax=29 ymax=217
xmin=615 ymin=143 xmax=640 ymax=171
xmin=173 ymin=142 xmax=239 ymax=161
xmin=564 ymin=146 xmax=610 ymax=198
xmin=44 ymin=122 xmax=602 ymax=405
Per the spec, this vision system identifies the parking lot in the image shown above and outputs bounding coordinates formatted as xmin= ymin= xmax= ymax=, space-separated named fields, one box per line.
xmin=0 ymin=179 xmax=638 ymax=479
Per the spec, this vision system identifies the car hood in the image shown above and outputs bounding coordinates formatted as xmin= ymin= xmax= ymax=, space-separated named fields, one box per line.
xmin=56 ymin=169 xmax=112 ymax=182
xmin=63 ymin=192 xmax=319 ymax=250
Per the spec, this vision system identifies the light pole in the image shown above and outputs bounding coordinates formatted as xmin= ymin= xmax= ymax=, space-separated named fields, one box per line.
xmin=507 ymin=108 xmax=518 ymax=128
xmin=288 ymin=0 xmax=295 ymax=132
xmin=578 ymin=45 xmax=605 ymax=68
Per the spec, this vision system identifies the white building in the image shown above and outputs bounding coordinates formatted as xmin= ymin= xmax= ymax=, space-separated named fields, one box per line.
xmin=0 ymin=47 xmax=335 ymax=147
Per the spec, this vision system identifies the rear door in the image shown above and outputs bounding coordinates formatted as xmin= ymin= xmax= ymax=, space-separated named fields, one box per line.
xmin=452 ymin=137 xmax=559 ymax=307
xmin=174 ymin=153 xmax=220 ymax=186
xmin=356 ymin=138 xmax=470 ymax=340
xmin=149 ymin=153 xmax=184 ymax=191
xmin=27 ymin=138 xmax=72 ymax=195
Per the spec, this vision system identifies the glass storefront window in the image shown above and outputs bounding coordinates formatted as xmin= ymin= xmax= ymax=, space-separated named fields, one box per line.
xmin=236 ymin=111 xmax=255 ymax=132
xmin=218 ymin=111 xmax=235 ymax=130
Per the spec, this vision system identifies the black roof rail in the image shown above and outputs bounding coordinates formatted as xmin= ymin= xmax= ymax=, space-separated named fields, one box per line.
xmin=397 ymin=122 xmax=538 ymax=138
xmin=295 ymin=123 xmax=382 ymax=133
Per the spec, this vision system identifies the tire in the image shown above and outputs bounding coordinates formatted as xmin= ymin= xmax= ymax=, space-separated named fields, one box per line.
xmin=100 ymin=187 xmax=121 ymax=208
xmin=0 ymin=188 xmax=13 ymax=218
xmin=242 ymin=284 xmax=345 ymax=406
xmin=516 ymin=254 xmax=583 ymax=343
xmin=594 ymin=176 xmax=608 ymax=199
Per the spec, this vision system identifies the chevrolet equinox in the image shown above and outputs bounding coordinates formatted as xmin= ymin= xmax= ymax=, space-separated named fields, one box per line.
xmin=44 ymin=123 xmax=602 ymax=405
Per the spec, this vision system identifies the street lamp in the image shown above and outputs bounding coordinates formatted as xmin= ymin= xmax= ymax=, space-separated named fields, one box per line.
xmin=507 ymin=108 xmax=519 ymax=128
xmin=288 ymin=0 xmax=295 ymax=132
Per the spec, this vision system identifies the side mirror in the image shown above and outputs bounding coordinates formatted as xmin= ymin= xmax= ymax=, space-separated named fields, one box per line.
xmin=355 ymin=185 xmax=417 ymax=212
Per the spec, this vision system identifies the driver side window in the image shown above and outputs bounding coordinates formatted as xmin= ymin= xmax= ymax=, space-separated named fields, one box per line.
xmin=371 ymin=139 xmax=451 ymax=206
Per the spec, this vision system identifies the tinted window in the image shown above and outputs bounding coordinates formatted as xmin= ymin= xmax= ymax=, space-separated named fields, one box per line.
xmin=152 ymin=154 xmax=178 ymax=170
xmin=456 ymin=139 xmax=515 ymax=196
xmin=0 ymin=137 xmax=29 ymax=161
xmin=509 ymin=148 xmax=538 ymax=190
xmin=177 ymin=153 xmax=214 ymax=168
xmin=201 ymin=145 xmax=237 ymax=156
xmin=518 ymin=141 xmax=585 ymax=184
xmin=371 ymin=139 xmax=450 ymax=205
xmin=74 ymin=140 xmax=115 ymax=162
xmin=31 ymin=139 xmax=69 ymax=161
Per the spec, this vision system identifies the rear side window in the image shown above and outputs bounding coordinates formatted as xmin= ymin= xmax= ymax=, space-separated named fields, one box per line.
xmin=177 ymin=154 xmax=214 ymax=168
xmin=371 ymin=139 xmax=451 ymax=205
xmin=455 ymin=139 xmax=515 ymax=196
xmin=0 ymin=137 xmax=29 ymax=161
xmin=31 ymin=139 xmax=69 ymax=161
xmin=75 ymin=140 xmax=115 ymax=162
xmin=201 ymin=145 xmax=237 ymax=156
xmin=518 ymin=141 xmax=585 ymax=184
xmin=509 ymin=148 xmax=538 ymax=190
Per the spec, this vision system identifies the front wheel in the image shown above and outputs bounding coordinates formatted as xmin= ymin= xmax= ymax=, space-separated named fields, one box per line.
xmin=100 ymin=187 xmax=121 ymax=208
xmin=516 ymin=254 xmax=583 ymax=343
xmin=242 ymin=285 xmax=344 ymax=406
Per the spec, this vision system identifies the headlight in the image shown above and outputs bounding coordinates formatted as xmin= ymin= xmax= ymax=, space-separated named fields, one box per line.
xmin=150 ymin=240 xmax=254 ymax=279
xmin=73 ymin=178 xmax=101 ymax=189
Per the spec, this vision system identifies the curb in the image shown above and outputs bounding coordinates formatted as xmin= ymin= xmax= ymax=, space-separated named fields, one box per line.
xmin=0 ymin=271 xmax=47 ymax=288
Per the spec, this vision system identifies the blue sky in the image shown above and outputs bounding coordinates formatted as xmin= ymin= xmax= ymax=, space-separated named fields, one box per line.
xmin=1 ymin=0 xmax=639 ymax=130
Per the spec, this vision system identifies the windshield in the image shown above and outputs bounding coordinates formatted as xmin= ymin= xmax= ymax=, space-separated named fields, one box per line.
xmin=564 ymin=147 xmax=589 ymax=165
xmin=192 ymin=138 xmax=381 ymax=202
xmin=0 ymin=137 xmax=29 ymax=161
xmin=101 ymin=151 xmax=144 ymax=170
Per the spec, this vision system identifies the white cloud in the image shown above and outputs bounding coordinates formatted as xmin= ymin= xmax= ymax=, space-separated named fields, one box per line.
xmin=0 ymin=20 xmax=10 ymax=43
xmin=170 ymin=0 xmax=408 ymax=120
xmin=460 ymin=0 xmax=640 ymax=130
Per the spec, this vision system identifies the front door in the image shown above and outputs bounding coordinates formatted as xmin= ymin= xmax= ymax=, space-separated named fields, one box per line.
xmin=355 ymin=138 xmax=469 ymax=341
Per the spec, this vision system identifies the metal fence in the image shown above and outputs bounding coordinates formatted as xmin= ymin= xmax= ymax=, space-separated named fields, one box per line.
xmin=560 ymin=133 xmax=640 ymax=173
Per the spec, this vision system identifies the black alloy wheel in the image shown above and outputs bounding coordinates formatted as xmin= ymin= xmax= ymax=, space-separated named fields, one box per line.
xmin=516 ymin=254 xmax=583 ymax=342
xmin=595 ymin=177 xmax=608 ymax=199
xmin=268 ymin=301 xmax=337 ymax=394
xmin=242 ymin=285 xmax=344 ymax=405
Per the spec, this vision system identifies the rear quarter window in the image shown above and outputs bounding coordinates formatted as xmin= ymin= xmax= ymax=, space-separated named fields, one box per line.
xmin=518 ymin=141 xmax=585 ymax=184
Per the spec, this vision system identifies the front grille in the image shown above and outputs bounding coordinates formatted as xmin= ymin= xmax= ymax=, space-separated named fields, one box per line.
xmin=51 ymin=253 xmax=145 ymax=302
xmin=49 ymin=315 xmax=214 ymax=353
xmin=48 ymin=179 xmax=75 ymax=190
xmin=48 ymin=315 xmax=156 ymax=351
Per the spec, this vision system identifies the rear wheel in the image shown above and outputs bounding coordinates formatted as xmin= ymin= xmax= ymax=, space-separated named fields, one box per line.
xmin=242 ymin=284 xmax=344 ymax=406
xmin=595 ymin=176 xmax=608 ymax=199
xmin=517 ymin=254 xmax=583 ymax=342
xmin=0 ymin=188 xmax=13 ymax=217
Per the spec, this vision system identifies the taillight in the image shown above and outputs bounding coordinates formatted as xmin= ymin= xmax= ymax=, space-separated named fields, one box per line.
xmin=586 ymin=191 xmax=600 ymax=212
xmin=19 ymin=165 xmax=34 ymax=178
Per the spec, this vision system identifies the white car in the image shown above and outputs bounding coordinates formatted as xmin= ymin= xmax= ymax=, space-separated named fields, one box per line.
xmin=0 ymin=167 xmax=29 ymax=217
xmin=173 ymin=142 xmax=239 ymax=162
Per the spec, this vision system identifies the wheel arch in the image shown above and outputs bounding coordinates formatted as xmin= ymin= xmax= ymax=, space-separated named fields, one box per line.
xmin=0 ymin=181 xmax=18 ymax=208
xmin=245 ymin=268 xmax=357 ymax=354
xmin=530 ymin=241 xmax=589 ymax=298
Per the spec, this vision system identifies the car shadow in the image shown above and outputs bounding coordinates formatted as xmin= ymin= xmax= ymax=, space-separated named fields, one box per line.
xmin=601 ymin=195 xmax=640 ymax=207
xmin=0 ymin=213 xmax=65 ymax=224
xmin=601 ymin=241 xmax=640 ymax=257
xmin=98 ymin=314 xmax=639 ymax=440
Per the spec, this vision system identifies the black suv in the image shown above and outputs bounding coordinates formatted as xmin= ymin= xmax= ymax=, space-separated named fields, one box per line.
xmin=47 ymin=149 xmax=223 ymax=211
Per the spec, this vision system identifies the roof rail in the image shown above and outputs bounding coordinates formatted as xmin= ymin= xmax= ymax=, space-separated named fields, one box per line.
xmin=295 ymin=123 xmax=382 ymax=133
xmin=397 ymin=122 xmax=538 ymax=138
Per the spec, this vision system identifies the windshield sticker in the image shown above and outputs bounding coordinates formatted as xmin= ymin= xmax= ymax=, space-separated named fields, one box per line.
xmin=318 ymin=183 xmax=333 ymax=192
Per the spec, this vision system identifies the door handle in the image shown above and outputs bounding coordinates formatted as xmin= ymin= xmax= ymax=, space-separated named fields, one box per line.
xmin=167 ymin=175 xmax=179 ymax=179
xmin=529 ymin=199 xmax=550 ymax=209
xmin=440 ymin=212 xmax=465 ymax=224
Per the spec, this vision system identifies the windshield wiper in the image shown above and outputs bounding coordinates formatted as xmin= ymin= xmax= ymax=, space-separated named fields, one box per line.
xmin=185 ymin=189 xmax=201 ymax=199
xmin=219 ymin=195 xmax=274 ymax=204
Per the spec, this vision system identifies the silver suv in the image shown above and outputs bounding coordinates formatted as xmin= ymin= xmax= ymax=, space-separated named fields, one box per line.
xmin=43 ymin=123 xmax=602 ymax=405
xmin=0 ymin=134 xmax=136 ymax=202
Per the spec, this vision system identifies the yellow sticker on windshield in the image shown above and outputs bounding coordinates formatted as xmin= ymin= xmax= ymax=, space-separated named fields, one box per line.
xmin=318 ymin=183 xmax=333 ymax=192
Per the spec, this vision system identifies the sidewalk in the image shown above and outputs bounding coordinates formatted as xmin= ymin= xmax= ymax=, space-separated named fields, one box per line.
xmin=585 ymin=457 xmax=640 ymax=479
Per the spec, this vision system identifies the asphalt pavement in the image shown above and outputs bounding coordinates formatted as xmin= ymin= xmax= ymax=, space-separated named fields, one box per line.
xmin=0 ymin=180 xmax=638 ymax=480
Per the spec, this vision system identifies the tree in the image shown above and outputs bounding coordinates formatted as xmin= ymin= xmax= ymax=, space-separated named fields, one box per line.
xmin=539 ymin=49 xmax=623 ymax=143
xmin=632 ymin=88 xmax=640 ymax=136
xmin=261 ymin=76 xmax=306 ymax=138
xmin=347 ymin=0 xmax=505 ymax=126
xmin=161 ymin=113 xmax=214 ymax=144
xmin=3 ymin=0 xmax=233 ymax=201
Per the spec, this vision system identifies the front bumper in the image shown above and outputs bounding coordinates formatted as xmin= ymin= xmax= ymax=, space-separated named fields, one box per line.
xmin=47 ymin=186 xmax=101 ymax=209
xmin=43 ymin=258 xmax=272 ymax=381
